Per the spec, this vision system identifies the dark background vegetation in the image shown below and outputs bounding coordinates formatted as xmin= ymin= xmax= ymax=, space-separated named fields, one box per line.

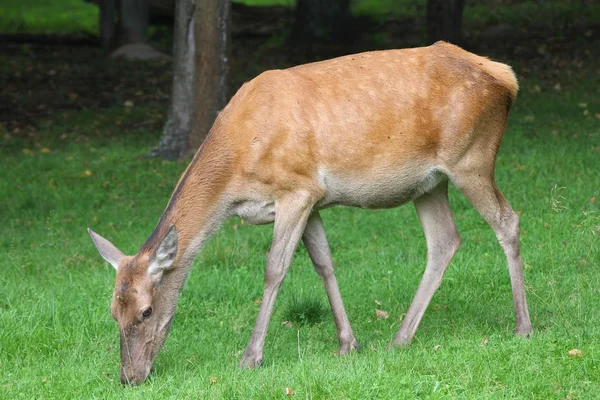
xmin=1 ymin=0 xmax=598 ymax=151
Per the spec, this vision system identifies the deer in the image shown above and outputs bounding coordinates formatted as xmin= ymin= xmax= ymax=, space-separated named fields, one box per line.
xmin=88 ymin=41 xmax=533 ymax=385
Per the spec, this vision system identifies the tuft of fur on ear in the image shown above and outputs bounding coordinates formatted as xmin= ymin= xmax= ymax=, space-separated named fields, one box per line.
xmin=88 ymin=228 xmax=125 ymax=270
xmin=148 ymin=225 xmax=178 ymax=283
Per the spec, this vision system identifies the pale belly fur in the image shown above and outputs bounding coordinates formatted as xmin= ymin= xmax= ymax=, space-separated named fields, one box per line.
xmin=232 ymin=167 xmax=446 ymax=225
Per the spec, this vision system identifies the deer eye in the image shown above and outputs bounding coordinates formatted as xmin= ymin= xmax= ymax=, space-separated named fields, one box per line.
xmin=142 ymin=307 xmax=153 ymax=318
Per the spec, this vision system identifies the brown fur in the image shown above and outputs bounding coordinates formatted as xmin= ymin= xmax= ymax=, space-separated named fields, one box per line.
xmin=90 ymin=42 xmax=530 ymax=384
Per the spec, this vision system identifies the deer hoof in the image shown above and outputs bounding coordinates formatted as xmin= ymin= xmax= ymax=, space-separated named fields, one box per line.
xmin=239 ymin=352 xmax=263 ymax=369
xmin=387 ymin=337 xmax=412 ymax=351
xmin=515 ymin=322 xmax=533 ymax=338
xmin=338 ymin=339 xmax=360 ymax=355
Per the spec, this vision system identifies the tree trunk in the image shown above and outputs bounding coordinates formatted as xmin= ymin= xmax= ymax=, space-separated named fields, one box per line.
xmin=185 ymin=0 xmax=231 ymax=156
xmin=426 ymin=0 xmax=465 ymax=45
xmin=151 ymin=0 xmax=231 ymax=159
xmin=99 ymin=0 xmax=118 ymax=48
xmin=150 ymin=0 xmax=196 ymax=159
xmin=118 ymin=0 xmax=149 ymax=44
xmin=292 ymin=0 xmax=350 ymax=42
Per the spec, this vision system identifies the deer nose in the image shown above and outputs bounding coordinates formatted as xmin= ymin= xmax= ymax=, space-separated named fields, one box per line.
xmin=120 ymin=366 xmax=152 ymax=385
xmin=120 ymin=369 xmax=139 ymax=386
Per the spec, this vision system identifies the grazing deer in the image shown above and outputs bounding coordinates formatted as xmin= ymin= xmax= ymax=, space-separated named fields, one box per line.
xmin=89 ymin=41 xmax=532 ymax=385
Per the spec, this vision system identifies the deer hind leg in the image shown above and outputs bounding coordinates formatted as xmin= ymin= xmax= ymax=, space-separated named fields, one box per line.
xmin=302 ymin=211 xmax=359 ymax=355
xmin=391 ymin=180 xmax=461 ymax=347
xmin=239 ymin=192 xmax=315 ymax=368
xmin=451 ymin=170 xmax=533 ymax=337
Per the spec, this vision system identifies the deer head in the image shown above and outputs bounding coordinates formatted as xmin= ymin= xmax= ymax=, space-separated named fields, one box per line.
xmin=88 ymin=226 xmax=178 ymax=385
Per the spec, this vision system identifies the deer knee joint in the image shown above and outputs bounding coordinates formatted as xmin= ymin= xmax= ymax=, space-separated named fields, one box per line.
xmin=498 ymin=210 xmax=520 ymax=249
xmin=264 ymin=268 xmax=285 ymax=288
xmin=314 ymin=261 xmax=334 ymax=279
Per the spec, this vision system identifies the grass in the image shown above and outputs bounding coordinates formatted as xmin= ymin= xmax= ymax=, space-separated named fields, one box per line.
xmin=1 ymin=57 xmax=599 ymax=398
xmin=282 ymin=295 xmax=328 ymax=326
xmin=1 ymin=0 xmax=600 ymax=398
xmin=0 ymin=0 xmax=98 ymax=35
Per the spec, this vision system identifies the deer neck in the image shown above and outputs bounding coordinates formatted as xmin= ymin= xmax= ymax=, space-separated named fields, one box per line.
xmin=141 ymin=132 xmax=234 ymax=270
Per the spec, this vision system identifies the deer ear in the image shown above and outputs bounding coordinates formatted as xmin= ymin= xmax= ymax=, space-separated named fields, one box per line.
xmin=88 ymin=228 xmax=125 ymax=270
xmin=148 ymin=225 xmax=178 ymax=283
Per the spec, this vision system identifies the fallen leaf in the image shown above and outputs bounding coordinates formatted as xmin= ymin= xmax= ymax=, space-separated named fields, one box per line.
xmin=568 ymin=349 xmax=582 ymax=358
xmin=210 ymin=376 xmax=218 ymax=384
xmin=375 ymin=299 xmax=382 ymax=305
xmin=375 ymin=309 xmax=388 ymax=320
xmin=578 ymin=103 xmax=588 ymax=108
xmin=281 ymin=321 xmax=293 ymax=328
xmin=22 ymin=148 xmax=33 ymax=155
xmin=480 ymin=337 xmax=489 ymax=347
xmin=433 ymin=344 xmax=441 ymax=351
xmin=590 ymin=197 xmax=597 ymax=204
xmin=553 ymin=83 xmax=561 ymax=91
xmin=40 ymin=147 xmax=51 ymax=153
xmin=285 ymin=387 xmax=294 ymax=397
xmin=124 ymin=100 xmax=134 ymax=107
xmin=370 ymin=343 xmax=376 ymax=352
xmin=81 ymin=170 xmax=93 ymax=177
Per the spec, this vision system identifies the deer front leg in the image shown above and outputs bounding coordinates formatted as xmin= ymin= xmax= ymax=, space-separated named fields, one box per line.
xmin=239 ymin=194 xmax=315 ymax=368
xmin=302 ymin=212 xmax=359 ymax=355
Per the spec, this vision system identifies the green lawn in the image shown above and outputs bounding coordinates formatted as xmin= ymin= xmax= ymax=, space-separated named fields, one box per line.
xmin=1 ymin=55 xmax=599 ymax=398
xmin=1 ymin=0 xmax=600 ymax=396
xmin=0 ymin=0 xmax=98 ymax=34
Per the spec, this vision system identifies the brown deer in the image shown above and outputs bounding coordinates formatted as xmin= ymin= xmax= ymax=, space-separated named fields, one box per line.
xmin=88 ymin=41 xmax=532 ymax=385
